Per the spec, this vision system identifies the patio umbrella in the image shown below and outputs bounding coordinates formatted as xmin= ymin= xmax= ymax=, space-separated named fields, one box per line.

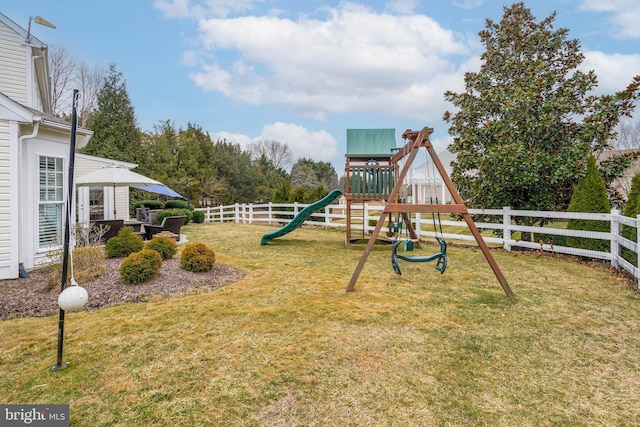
xmin=76 ymin=165 xmax=161 ymax=219
xmin=132 ymin=184 xmax=185 ymax=199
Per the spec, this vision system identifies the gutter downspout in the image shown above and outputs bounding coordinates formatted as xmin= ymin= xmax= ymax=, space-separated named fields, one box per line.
xmin=17 ymin=119 xmax=41 ymax=277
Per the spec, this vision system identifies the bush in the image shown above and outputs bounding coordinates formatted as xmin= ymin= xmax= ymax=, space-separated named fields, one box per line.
xmin=105 ymin=227 xmax=144 ymax=258
xmin=566 ymin=155 xmax=611 ymax=252
xmin=157 ymin=208 xmax=192 ymax=224
xmin=43 ymin=244 xmax=107 ymax=291
xmin=192 ymin=210 xmax=205 ymax=223
xmin=180 ymin=242 xmax=216 ymax=272
xmin=165 ymin=200 xmax=194 ymax=210
xmin=145 ymin=236 xmax=177 ymax=260
xmin=120 ymin=249 xmax=163 ymax=284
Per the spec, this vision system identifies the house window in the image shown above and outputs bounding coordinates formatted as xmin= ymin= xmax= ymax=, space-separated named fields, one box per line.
xmin=39 ymin=156 xmax=64 ymax=248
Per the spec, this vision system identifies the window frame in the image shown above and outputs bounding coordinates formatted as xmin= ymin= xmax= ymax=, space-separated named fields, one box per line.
xmin=38 ymin=155 xmax=65 ymax=249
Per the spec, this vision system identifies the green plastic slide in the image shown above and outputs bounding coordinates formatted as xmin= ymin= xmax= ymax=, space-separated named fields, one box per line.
xmin=260 ymin=189 xmax=343 ymax=245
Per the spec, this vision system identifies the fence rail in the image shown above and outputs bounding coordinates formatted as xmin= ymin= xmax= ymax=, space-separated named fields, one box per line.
xmin=196 ymin=203 xmax=640 ymax=288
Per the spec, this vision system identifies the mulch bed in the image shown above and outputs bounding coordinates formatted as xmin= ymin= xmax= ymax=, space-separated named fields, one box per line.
xmin=0 ymin=257 xmax=245 ymax=320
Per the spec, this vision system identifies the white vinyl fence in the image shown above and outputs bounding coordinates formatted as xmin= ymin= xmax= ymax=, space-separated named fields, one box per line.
xmin=196 ymin=203 xmax=640 ymax=288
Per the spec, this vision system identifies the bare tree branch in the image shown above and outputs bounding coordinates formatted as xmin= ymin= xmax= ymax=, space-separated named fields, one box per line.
xmin=247 ymin=140 xmax=293 ymax=170
xmin=48 ymin=45 xmax=77 ymax=117
xmin=77 ymin=63 xmax=105 ymax=127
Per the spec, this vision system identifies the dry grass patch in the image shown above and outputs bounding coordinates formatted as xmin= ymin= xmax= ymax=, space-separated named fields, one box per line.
xmin=1 ymin=223 xmax=639 ymax=426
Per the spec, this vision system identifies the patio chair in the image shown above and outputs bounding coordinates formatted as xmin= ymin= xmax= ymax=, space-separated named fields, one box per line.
xmin=136 ymin=205 xmax=150 ymax=222
xmin=91 ymin=219 xmax=124 ymax=243
xmin=144 ymin=215 xmax=186 ymax=241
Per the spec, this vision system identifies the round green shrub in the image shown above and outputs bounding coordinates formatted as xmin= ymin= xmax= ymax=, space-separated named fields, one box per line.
xmin=157 ymin=208 xmax=192 ymax=224
xmin=192 ymin=210 xmax=205 ymax=223
xmin=120 ymin=249 xmax=163 ymax=284
xmin=180 ymin=242 xmax=216 ymax=272
xmin=145 ymin=236 xmax=177 ymax=260
xmin=105 ymin=227 xmax=144 ymax=258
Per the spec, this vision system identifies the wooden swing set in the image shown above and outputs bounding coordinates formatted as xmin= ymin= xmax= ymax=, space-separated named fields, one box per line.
xmin=345 ymin=127 xmax=515 ymax=299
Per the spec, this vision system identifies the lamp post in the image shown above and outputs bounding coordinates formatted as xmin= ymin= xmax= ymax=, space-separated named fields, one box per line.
xmin=51 ymin=90 xmax=87 ymax=371
xmin=186 ymin=178 xmax=190 ymax=208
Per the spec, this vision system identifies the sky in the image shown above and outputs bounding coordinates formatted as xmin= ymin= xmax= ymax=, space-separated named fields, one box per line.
xmin=3 ymin=0 xmax=640 ymax=174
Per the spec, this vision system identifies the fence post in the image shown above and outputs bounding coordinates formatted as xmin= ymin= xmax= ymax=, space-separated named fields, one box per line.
xmin=268 ymin=202 xmax=273 ymax=226
xmin=219 ymin=205 xmax=224 ymax=223
xmin=415 ymin=212 xmax=422 ymax=239
xmin=364 ymin=203 xmax=370 ymax=235
xmin=636 ymin=214 xmax=640 ymax=289
xmin=234 ymin=203 xmax=240 ymax=223
xmin=610 ymin=209 xmax=620 ymax=269
xmin=324 ymin=205 xmax=330 ymax=229
xmin=503 ymin=206 xmax=512 ymax=251
xmin=248 ymin=204 xmax=254 ymax=224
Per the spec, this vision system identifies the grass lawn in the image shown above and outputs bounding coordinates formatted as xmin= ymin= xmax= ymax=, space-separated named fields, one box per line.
xmin=1 ymin=222 xmax=639 ymax=426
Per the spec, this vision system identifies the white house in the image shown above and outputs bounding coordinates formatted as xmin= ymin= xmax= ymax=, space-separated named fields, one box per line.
xmin=0 ymin=13 xmax=138 ymax=279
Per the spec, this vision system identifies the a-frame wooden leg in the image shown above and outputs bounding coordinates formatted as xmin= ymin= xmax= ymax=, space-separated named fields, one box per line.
xmin=460 ymin=212 xmax=515 ymax=299
xmin=347 ymin=212 xmax=387 ymax=292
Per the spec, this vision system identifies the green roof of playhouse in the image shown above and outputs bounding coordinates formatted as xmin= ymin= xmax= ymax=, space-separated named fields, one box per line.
xmin=346 ymin=129 xmax=396 ymax=157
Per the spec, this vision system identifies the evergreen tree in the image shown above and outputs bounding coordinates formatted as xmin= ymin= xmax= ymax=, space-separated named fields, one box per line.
xmin=620 ymin=173 xmax=640 ymax=266
xmin=82 ymin=64 xmax=142 ymax=165
xmin=443 ymin=3 xmax=640 ymax=218
xmin=566 ymin=155 xmax=611 ymax=252
xmin=291 ymin=158 xmax=338 ymax=190
xmin=624 ymin=173 xmax=640 ymax=218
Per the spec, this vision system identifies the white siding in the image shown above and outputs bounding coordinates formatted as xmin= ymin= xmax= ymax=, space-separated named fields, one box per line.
xmin=0 ymin=20 xmax=27 ymax=105
xmin=0 ymin=121 xmax=11 ymax=270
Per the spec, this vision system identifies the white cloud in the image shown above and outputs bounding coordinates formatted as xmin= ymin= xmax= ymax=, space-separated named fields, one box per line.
xmin=214 ymin=122 xmax=339 ymax=165
xmin=259 ymin=122 xmax=339 ymax=162
xmin=186 ymin=2 xmax=468 ymax=123
xmin=582 ymin=50 xmax=640 ymax=94
xmin=579 ymin=0 xmax=640 ymax=39
xmin=214 ymin=130 xmax=252 ymax=147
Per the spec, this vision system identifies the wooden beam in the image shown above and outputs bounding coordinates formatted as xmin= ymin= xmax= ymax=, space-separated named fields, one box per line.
xmin=384 ymin=203 xmax=468 ymax=214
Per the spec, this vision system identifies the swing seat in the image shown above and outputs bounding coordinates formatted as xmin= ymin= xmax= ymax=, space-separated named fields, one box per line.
xmin=404 ymin=240 xmax=414 ymax=251
xmin=391 ymin=237 xmax=447 ymax=275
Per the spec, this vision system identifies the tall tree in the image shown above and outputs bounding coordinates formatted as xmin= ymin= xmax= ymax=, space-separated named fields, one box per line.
xmin=48 ymin=44 xmax=104 ymax=125
xmin=82 ymin=63 xmax=142 ymax=164
xmin=48 ymin=45 xmax=77 ymax=117
xmin=443 ymin=3 xmax=640 ymax=219
xmin=247 ymin=139 xmax=294 ymax=170
xmin=76 ymin=63 xmax=105 ymax=128
xmin=290 ymin=158 xmax=338 ymax=190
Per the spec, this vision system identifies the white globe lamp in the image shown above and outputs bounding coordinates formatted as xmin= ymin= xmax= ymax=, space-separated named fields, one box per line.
xmin=58 ymin=279 xmax=88 ymax=312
